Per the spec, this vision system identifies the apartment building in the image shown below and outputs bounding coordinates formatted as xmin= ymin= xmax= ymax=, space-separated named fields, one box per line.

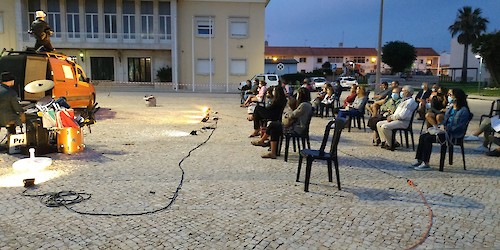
xmin=0 ymin=0 xmax=269 ymax=91
xmin=265 ymin=46 xmax=440 ymax=76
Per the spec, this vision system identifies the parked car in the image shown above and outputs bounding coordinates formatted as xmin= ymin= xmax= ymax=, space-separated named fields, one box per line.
xmin=309 ymin=77 xmax=328 ymax=91
xmin=338 ymin=76 xmax=358 ymax=89
xmin=239 ymin=73 xmax=279 ymax=89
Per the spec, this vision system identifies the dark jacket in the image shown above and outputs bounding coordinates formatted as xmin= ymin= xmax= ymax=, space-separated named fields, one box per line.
xmin=415 ymin=89 xmax=431 ymax=101
xmin=0 ymin=84 xmax=23 ymax=126
xmin=443 ymin=106 xmax=471 ymax=139
xmin=30 ymin=19 xmax=53 ymax=41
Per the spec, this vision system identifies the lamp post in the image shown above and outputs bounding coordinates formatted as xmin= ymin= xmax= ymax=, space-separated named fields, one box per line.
xmin=376 ymin=0 xmax=384 ymax=86
xmin=475 ymin=54 xmax=482 ymax=95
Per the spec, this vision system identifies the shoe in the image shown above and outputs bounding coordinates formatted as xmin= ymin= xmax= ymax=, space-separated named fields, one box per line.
xmin=372 ymin=138 xmax=381 ymax=146
xmin=248 ymin=132 xmax=260 ymax=138
xmin=414 ymin=163 xmax=431 ymax=171
xmin=394 ymin=142 xmax=401 ymax=148
xmin=380 ymin=142 xmax=386 ymax=148
xmin=261 ymin=153 xmax=277 ymax=159
xmin=251 ymin=140 xmax=266 ymax=146
xmin=474 ymin=145 xmax=489 ymax=153
xmin=486 ymin=150 xmax=500 ymax=157
xmin=411 ymin=160 xmax=423 ymax=167
xmin=464 ymin=135 xmax=480 ymax=141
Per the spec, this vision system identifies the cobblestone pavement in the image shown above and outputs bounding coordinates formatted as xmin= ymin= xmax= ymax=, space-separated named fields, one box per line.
xmin=0 ymin=92 xmax=499 ymax=249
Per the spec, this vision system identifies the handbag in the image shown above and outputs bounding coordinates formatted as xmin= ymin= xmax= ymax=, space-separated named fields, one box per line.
xmin=282 ymin=112 xmax=295 ymax=127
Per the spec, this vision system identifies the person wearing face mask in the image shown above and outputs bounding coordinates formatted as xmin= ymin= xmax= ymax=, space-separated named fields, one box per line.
xmin=415 ymin=82 xmax=432 ymax=120
xmin=242 ymin=80 xmax=267 ymax=107
xmin=413 ymin=88 xmax=471 ymax=170
xmin=376 ymin=85 xmax=418 ymax=149
xmin=249 ymin=86 xmax=287 ymax=139
xmin=368 ymin=87 xmax=402 ymax=146
xmin=424 ymin=85 xmax=448 ymax=129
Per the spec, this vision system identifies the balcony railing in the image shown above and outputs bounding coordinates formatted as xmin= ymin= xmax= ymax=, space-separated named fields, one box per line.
xmin=22 ymin=32 xmax=172 ymax=44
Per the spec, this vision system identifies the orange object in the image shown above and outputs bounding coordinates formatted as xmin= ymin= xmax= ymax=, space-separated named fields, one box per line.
xmin=57 ymin=127 xmax=84 ymax=154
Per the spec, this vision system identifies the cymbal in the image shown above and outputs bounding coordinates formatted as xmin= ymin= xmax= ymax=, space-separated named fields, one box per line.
xmin=25 ymin=79 xmax=55 ymax=93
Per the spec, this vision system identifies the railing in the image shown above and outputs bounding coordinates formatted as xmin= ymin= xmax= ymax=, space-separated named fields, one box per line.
xmin=92 ymin=80 xmax=242 ymax=93
xmin=22 ymin=32 xmax=172 ymax=44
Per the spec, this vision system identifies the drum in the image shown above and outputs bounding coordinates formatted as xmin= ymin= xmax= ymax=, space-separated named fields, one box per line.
xmin=57 ymin=127 xmax=84 ymax=154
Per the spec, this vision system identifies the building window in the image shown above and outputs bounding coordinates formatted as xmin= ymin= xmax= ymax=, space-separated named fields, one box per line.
xmin=299 ymin=57 xmax=306 ymax=63
xmin=0 ymin=12 xmax=4 ymax=33
xmin=85 ymin=0 xmax=98 ymax=39
xmin=196 ymin=17 xmax=214 ymax=38
xmin=104 ymin=0 xmax=117 ymax=39
xmin=128 ymin=57 xmax=151 ymax=82
xmin=229 ymin=18 xmax=248 ymax=38
xmin=353 ymin=57 xmax=365 ymax=64
xmin=420 ymin=59 xmax=424 ymax=64
xmin=66 ymin=0 xmax=79 ymax=38
xmin=91 ymin=57 xmax=115 ymax=80
xmin=46 ymin=0 xmax=61 ymax=38
xmin=28 ymin=0 xmax=41 ymax=24
xmin=317 ymin=58 xmax=323 ymax=63
xmin=196 ymin=59 xmax=214 ymax=75
xmin=123 ymin=0 xmax=135 ymax=40
xmin=328 ymin=56 xmax=343 ymax=63
xmin=141 ymin=1 xmax=153 ymax=40
xmin=230 ymin=59 xmax=246 ymax=75
xmin=159 ymin=1 xmax=171 ymax=40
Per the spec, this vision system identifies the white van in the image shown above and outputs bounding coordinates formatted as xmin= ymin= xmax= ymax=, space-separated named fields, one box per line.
xmin=240 ymin=74 xmax=279 ymax=88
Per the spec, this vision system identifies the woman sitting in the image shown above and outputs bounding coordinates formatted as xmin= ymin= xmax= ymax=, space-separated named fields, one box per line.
xmin=253 ymin=87 xmax=313 ymax=159
xmin=319 ymin=86 xmax=335 ymax=117
xmin=424 ymin=84 xmax=448 ymax=129
xmin=412 ymin=88 xmax=471 ymax=170
xmin=312 ymin=83 xmax=331 ymax=115
xmin=242 ymin=80 xmax=267 ymax=107
xmin=249 ymin=86 xmax=287 ymax=138
xmin=337 ymin=85 xmax=368 ymax=120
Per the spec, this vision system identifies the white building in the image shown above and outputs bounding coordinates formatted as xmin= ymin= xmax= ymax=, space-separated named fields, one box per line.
xmin=448 ymin=38 xmax=490 ymax=82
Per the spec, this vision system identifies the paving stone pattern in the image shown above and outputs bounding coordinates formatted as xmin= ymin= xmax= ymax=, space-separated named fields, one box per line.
xmin=0 ymin=92 xmax=498 ymax=249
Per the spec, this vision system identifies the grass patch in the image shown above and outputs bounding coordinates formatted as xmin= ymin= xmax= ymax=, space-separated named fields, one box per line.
xmin=439 ymin=82 xmax=500 ymax=97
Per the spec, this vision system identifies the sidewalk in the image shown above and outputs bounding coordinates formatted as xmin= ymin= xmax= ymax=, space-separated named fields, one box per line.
xmin=0 ymin=91 xmax=498 ymax=249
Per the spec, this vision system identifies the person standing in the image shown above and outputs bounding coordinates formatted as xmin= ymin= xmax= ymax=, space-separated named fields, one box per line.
xmin=0 ymin=72 xmax=25 ymax=134
xmin=29 ymin=11 xmax=55 ymax=52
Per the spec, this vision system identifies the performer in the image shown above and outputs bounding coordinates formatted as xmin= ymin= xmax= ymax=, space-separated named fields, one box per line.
xmin=0 ymin=72 xmax=25 ymax=134
xmin=29 ymin=11 xmax=55 ymax=52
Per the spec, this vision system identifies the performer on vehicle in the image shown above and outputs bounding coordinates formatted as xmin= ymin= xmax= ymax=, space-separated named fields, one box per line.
xmin=29 ymin=10 xmax=55 ymax=52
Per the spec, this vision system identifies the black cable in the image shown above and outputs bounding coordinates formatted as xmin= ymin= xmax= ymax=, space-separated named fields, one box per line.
xmin=22 ymin=118 xmax=218 ymax=216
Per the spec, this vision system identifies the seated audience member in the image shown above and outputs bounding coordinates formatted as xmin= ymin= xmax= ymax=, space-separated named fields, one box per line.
xmin=332 ymin=80 xmax=343 ymax=105
xmin=335 ymin=84 xmax=358 ymax=114
xmin=319 ymin=86 xmax=335 ymax=117
xmin=249 ymin=86 xmax=287 ymax=138
xmin=368 ymin=87 xmax=402 ymax=146
xmin=464 ymin=116 xmax=500 ymax=153
xmin=242 ymin=80 xmax=267 ymax=107
xmin=415 ymin=82 xmax=432 ymax=120
xmin=301 ymin=79 xmax=313 ymax=92
xmin=254 ymin=87 xmax=313 ymax=159
xmin=337 ymin=86 xmax=368 ymax=120
xmin=281 ymin=80 xmax=293 ymax=98
xmin=240 ymin=80 xmax=253 ymax=104
xmin=424 ymin=84 xmax=448 ymax=129
xmin=412 ymin=88 xmax=470 ymax=170
xmin=369 ymin=81 xmax=392 ymax=116
xmin=312 ymin=83 xmax=331 ymax=115
xmin=376 ymin=85 xmax=418 ymax=149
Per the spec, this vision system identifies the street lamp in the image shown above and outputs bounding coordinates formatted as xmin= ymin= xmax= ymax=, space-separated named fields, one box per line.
xmin=475 ymin=54 xmax=482 ymax=95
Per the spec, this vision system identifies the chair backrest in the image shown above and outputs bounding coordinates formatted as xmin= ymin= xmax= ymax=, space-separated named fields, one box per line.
xmin=358 ymin=96 xmax=369 ymax=115
xmin=317 ymin=118 xmax=346 ymax=157
xmin=406 ymin=106 xmax=418 ymax=130
xmin=452 ymin=112 xmax=474 ymax=143
xmin=329 ymin=118 xmax=346 ymax=156
xmin=303 ymin=111 xmax=314 ymax=134
xmin=492 ymin=99 xmax=500 ymax=116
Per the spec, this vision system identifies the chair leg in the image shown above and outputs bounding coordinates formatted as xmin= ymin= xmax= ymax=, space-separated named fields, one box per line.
xmin=405 ymin=131 xmax=409 ymax=148
xmin=411 ymin=131 xmax=415 ymax=151
xmin=334 ymin=157 xmax=341 ymax=190
xmin=362 ymin=116 xmax=366 ymax=132
xmin=327 ymin=160 xmax=333 ymax=182
xmin=347 ymin=117 xmax=352 ymax=132
xmin=448 ymin=144 xmax=454 ymax=165
xmin=297 ymin=155 xmax=303 ymax=182
xmin=276 ymin=134 xmax=282 ymax=156
xmin=439 ymin=144 xmax=447 ymax=171
xmin=304 ymin=157 xmax=313 ymax=192
xmin=461 ymin=143 xmax=466 ymax=170
xmin=306 ymin=136 xmax=311 ymax=149
xmin=284 ymin=136 xmax=290 ymax=162
xmin=292 ymin=137 xmax=297 ymax=152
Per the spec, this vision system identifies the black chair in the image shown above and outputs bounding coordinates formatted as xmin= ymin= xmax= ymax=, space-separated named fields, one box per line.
xmin=480 ymin=99 xmax=500 ymax=125
xmin=390 ymin=108 xmax=418 ymax=151
xmin=346 ymin=98 xmax=368 ymax=132
xmin=438 ymin=113 xmax=473 ymax=172
xmin=297 ymin=118 xmax=346 ymax=192
xmin=280 ymin=112 xmax=313 ymax=162
xmin=320 ymin=102 xmax=335 ymax=118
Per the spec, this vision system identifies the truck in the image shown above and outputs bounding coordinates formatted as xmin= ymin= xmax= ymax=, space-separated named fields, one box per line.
xmin=0 ymin=50 xmax=96 ymax=109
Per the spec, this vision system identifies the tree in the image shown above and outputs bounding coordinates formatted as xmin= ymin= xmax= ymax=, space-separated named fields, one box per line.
xmin=381 ymin=41 xmax=416 ymax=74
xmin=449 ymin=6 xmax=488 ymax=83
xmin=472 ymin=31 xmax=500 ymax=87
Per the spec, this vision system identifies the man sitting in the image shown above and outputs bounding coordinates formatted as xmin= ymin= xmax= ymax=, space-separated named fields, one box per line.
xmin=0 ymin=72 xmax=25 ymax=135
xmin=376 ymin=85 xmax=418 ymax=149
xmin=368 ymin=81 xmax=392 ymax=116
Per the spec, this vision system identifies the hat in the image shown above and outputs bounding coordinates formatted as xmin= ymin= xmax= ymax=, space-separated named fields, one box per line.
xmin=1 ymin=72 xmax=15 ymax=82
xmin=35 ymin=11 xmax=46 ymax=18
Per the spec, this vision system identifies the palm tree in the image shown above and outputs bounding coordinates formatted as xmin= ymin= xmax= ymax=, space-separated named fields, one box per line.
xmin=449 ymin=6 xmax=488 ymax=83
